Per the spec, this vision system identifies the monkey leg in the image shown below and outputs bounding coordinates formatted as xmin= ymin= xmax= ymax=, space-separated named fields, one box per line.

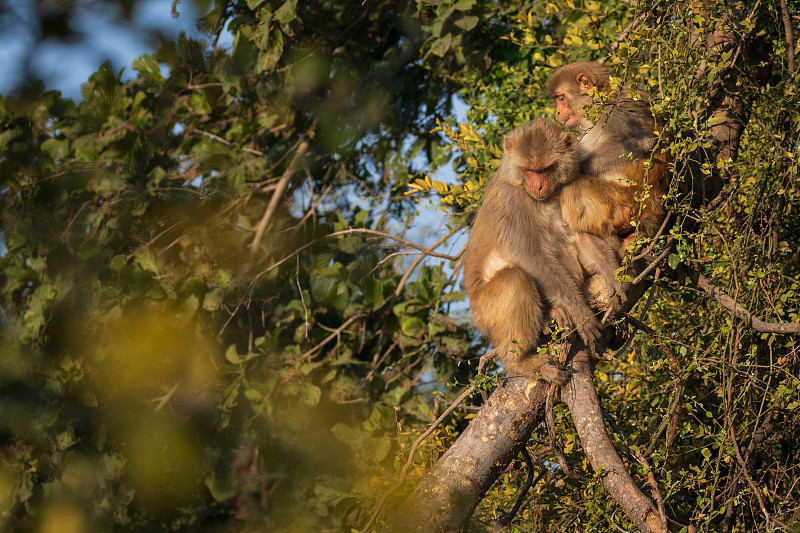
xmin=575 ymin=233 xmax=626 ymax=304
xmin=473 ymin=267 xmax=569 ymax=385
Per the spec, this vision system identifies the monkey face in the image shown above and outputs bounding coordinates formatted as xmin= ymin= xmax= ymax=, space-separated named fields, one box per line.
xmin=524 ymin=166 xmax=556 ymax=200
xmin=552 ymin=92 xmax=592 ymax=129
xmin=554 ymin=94 xmax=579 ymax=127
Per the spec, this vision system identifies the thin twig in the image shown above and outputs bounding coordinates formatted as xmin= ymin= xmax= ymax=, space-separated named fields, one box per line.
xmin=296 ymin=255 xmax=309 ymax=339
xmin=688 ymin=266 xmax=800 ymax=333
xmin=154 ymin=381 xmax=181 ymax=412
xmin=609 ymin=510 xmax=629 ymax=533
xmin=300 ymin=314 xmax=367 ymax=360
xmin=394 ymin=225 xmax=466 ymax=296
xmin=253 ymin=227 xmax=463 ymax=284
xmin=726 ymin=414 xmax=773 ymax=528
xmin=600 ymin=12 xmax=648 ymax=65
xmin=359 ymin=385 xmax=478 ymax=533
xmin=249 ymin=139 xmax=310 ymax=259
xmin=632 ymin=244 xmax=672 ymax=285
xmin=495 ymin=448 xmax=546 ymax=528
xmin=704 ymin=171 xmax=742 ymax=212
xmin=632 ymin=214 xmax=673 ymax=261
xmin=292 ymin=176 xmax=334 ymax=233
xmin=191 ymin=127 xmax=265 ymax=157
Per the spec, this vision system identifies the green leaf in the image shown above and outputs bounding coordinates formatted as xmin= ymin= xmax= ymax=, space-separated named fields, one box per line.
xmin=429 ymin=34 xmax=453 ymax=58
xmin=364 ymin=278 xmax=383 ymax=305
xmin=454 ymin=15 xmax=479 ymax=31
xmin=225 ymin=344 xmax=240 ymax=365
xmin=274 ymin=0 xmax=298 ymax=24
xmin=202 ymin=288 xmax=224 ymax=311
xmin=109 ymin=255 xmax=126 ymax=272
xmin=256 ymin=30 xmax=285 ymax=73
xmin=668 ymin=253 xmax=680 ymax=270
xmin=401 ymin=316 xmax=425 ymax=337
xmin=331 ymin=423 xmax=357 ymax=445
xmin=361 ymin=436 xmax=391 ymax=462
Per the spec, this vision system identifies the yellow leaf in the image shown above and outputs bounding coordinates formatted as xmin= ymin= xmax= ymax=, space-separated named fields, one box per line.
xmin=432 ymin=180 xmax=448 ymax=194
xmin=459 ymin=123 xmax=482 ymax=143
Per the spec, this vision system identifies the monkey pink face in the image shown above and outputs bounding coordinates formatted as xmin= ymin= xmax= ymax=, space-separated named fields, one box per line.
xmin=553 ymin=94 xmax=584 ymax=128
xmin=524 ymin=167 xmax=554 ymax=200
xmin=553 ymin=94 xmax=572 ymax=124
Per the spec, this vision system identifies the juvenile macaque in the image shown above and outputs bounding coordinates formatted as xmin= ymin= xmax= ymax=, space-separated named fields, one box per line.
xmin=548 ymin=61 xmax=671 ymax=239
xmin=463 ymin=118 xmax=608 ymax=384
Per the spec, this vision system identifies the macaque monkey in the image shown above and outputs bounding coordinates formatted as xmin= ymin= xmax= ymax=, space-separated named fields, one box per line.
xmin=548 ymin=61 xmax=671 ymax=239
xmin=463 ymin=118 xmax=611 ymax=384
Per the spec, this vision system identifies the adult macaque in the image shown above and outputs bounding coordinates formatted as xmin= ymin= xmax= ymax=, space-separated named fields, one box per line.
xmin=463 ymin=118 xmax=611 ymax=384
xmin=548 ymin=61 xmax=671 ymax=239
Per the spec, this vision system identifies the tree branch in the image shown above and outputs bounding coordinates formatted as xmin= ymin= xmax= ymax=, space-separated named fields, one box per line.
xmin=253 ymin=228 xmax=462 ymax=284
xmin=380 ymin=376 xmax=551 ymax=533
xmin=687 ymin=265 xmax=800 ymax=334
xmin=600 ymin=12 xmax=649 ymax=65
xmin=249 ymin=139 xmax=310 ymax=259
xmin=364 ymin=385 xmax=479 ymax=533
xmin=562 ymin=344 xmax=667 ymax=533
xmin=779 ymin=0 xmax=796 ymax=73
xmin=394 ymin=224 xmax=466 ymax=297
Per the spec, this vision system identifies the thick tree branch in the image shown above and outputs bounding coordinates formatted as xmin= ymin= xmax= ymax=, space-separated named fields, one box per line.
xmin=381 ymin=376 xmax=551 ymax=533
xmin=562 ymin=344 xmax=667 ymax=533
xmin=779 ymin=0 xmax=796 ymax=73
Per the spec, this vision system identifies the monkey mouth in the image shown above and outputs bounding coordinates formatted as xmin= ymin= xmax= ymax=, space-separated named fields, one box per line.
xmin=526 ymin=178 xmax=550 ymax=200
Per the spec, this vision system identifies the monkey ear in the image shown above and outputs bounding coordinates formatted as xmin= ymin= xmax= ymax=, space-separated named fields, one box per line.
xmin=562 ymin=132 xmax=573 ymax=146
xmin=504 ymin=136 xmax=514 ymax=153
xmin=577 ymin=73 xmax=594 ymax=93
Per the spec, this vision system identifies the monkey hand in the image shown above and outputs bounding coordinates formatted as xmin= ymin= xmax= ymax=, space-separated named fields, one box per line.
xmin=538 ymin=359 xmax=570 ymax=386
xmin=545 ymin=307 xmax=570 ymax=336
xmin=576 ymin=315 xmax=602 ymax=351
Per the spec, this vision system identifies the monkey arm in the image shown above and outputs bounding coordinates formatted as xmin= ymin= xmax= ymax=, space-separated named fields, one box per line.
xmin=500 ymin=222 xmax=601 ymax=347
xmin=560 ymin=176 xmax=637 ymax=237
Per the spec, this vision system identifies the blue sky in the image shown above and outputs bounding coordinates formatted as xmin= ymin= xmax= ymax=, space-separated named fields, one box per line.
xmin=0 ymin=0 xmax=207 ymax=100
xmin=0 ymin=0 xmax=466 ymax=276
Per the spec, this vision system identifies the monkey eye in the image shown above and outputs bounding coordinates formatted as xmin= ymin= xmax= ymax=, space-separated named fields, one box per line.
xmin=555 ymin=94 xmax=565 ymax=102
xmin=525 ymin=164 xmax=554 ymax=174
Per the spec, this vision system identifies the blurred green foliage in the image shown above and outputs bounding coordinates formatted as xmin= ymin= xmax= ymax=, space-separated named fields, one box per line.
xmin=1 ymin=0 xmax=799 ymax=532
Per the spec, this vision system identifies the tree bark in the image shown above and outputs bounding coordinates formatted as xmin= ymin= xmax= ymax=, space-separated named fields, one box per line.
xmin=381 ymin=376 xmax=550 ymax=533
xmin=562 ymin=347 xmax=667 ymax=533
